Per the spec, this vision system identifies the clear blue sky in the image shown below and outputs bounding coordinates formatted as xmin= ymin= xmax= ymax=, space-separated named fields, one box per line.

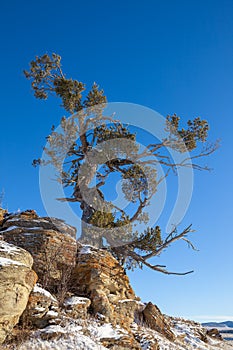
xmin=0 ymin=0 xmax=233 ymax=323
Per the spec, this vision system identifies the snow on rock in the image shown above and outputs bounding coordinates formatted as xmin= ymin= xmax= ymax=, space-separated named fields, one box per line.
xmin=79 ymin=245 xmax=93 ymax=254
xmin=33 ymin=284 xmax=57 ymax=302
xmin=0 ymin=240 xmax=33 ymax=267
xmin=0 ymin=240 xmax=21 ymax=252
xmin=0 ymin=257 xmax=26 ymax=266
xmin=63 ymin=296 xmax=90 ymax=306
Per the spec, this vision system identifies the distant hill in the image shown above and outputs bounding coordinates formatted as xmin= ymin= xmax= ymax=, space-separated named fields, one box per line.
xmin=202 ymin=321 xmax=233 ymax=329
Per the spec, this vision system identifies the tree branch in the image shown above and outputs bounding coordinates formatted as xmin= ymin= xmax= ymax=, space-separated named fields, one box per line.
xmin=143 ymin=224 xmax=195 ymax=260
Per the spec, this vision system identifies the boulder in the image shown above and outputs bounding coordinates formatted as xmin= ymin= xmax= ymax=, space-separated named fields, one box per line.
xmin=20 ymin=284 xmax=60 ymax=329
xmin=0 ymin=241 xmax=37 ymax=344
xmin=142 ymin=302 xmax=175 ymax=341
xmin=0 ymin=211 xmax=77 ymax=291
xmin=206 ymin=328 xmax=223 ymax=339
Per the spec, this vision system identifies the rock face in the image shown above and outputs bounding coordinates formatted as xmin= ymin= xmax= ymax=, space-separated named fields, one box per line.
xmin=0 ymin=241 xmax=37 ymax=344
xmin=70 ymin=244 xmax=141 ymax=329
xmin=0 ymin=210 xmax=77 ymax=291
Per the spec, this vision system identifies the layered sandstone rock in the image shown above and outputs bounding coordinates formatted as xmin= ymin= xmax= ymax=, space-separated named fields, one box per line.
xmin=0 ymin=210 xmax=77 ymax=291
xmin=70 ymin=244 xmax=141 ymax=329
xmin=0 ymin=241 xmax=37 ymax=344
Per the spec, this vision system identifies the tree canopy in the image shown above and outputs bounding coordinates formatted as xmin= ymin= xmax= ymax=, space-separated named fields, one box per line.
xmin=24 ymin=53 xmax=217 ymax=275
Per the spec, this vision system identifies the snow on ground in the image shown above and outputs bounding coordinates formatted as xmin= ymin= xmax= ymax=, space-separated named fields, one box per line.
xmin=88 ymin=322 xmax=124 ymax=340
xmin=7 ymin=320 xmax=108 ymax=350
xmin=133 ymin=317 xmax=233 ymax=350
xmin=2 ymin=313 xmax=233 ymax=349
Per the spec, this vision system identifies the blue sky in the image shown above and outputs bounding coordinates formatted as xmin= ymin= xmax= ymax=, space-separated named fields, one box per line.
xmin=0 ymin=0 xmax=233 ymax=323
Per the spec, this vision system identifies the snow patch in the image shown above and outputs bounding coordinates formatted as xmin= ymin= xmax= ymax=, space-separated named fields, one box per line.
xmin=89 ymin=323 xmax=121 ymax=340
xmin=39 ymin=325 xmax=66 ymax=335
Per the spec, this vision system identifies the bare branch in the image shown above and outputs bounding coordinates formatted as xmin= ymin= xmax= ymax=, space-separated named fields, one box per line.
xmin=129 ymin=198 xmax=147 ymax=223
xmin=57 ymin=197 xmax=81 ymax=202
xmin=114 ymin=247 xmax=194 ymax=275
xmin=152 ymin=224 xmax=194 ymax=257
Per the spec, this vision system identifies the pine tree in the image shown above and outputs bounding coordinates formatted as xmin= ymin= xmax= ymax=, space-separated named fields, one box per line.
xmin=24 ymin=53 xmax=217 ymax=274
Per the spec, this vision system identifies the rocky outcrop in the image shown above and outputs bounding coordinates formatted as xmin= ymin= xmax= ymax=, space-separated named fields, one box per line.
xmin=0 ymin=209 xmax=220 ymax=350
xmin=20 ymin=284 xmax=60 ymax=329
xmin=70 ymin=244 xmax=140 ymax=329
xmin=0 ymin=241 xmax=37 ymax=344
xmin=0 ymin=210 xmax=77 ymax=291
